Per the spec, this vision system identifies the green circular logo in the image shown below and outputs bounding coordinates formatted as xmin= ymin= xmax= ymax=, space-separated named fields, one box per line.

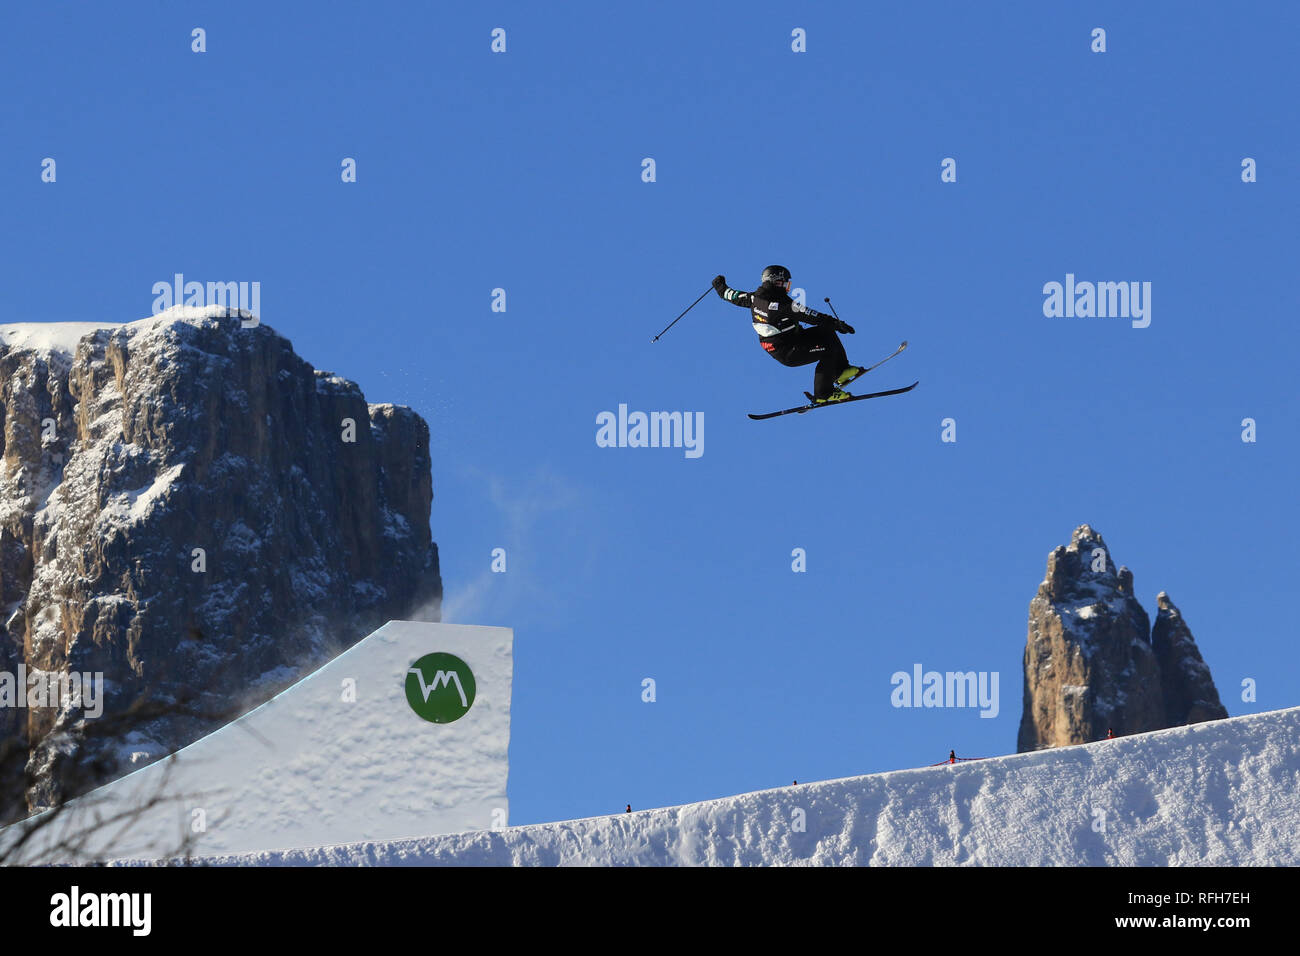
xmin=405 ymin=653 xmax=476 ymax=723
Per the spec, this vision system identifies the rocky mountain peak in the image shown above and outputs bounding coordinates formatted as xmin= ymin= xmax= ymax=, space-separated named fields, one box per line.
xmin=1018 ymin=526 xmax=1225 ymax=752
xmin=0 ymin=308 xmax=442 ymax=818
xmin=1040 ymin=524 xmax=1119 ymax=601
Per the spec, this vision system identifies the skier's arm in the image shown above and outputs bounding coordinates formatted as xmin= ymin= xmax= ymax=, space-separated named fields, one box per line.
xmin=712 ymin=275 xmax=752 ymax=308
xmin=791 ymin=300 xmax=847 ymax=330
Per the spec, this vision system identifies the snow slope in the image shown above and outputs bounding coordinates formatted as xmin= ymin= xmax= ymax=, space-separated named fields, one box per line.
xmin=193 ymin=705 xmax=1299 ymax=866
xmin=2 ymin=621 xmax=513 ymax=863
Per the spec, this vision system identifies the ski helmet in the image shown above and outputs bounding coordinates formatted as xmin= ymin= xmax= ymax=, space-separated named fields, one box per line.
xmin=760 ymin=264 xmax=791 ymax=288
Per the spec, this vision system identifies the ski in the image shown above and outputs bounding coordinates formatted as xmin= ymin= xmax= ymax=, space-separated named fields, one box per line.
xmin=748 ymin=381 xmax=919 ymax=420
xmin=842 ymin=340 xmax=907 ymax=386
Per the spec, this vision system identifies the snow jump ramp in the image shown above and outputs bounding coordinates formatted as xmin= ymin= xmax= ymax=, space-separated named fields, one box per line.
xmin=5 ymin=621 xmax=512 ymax=863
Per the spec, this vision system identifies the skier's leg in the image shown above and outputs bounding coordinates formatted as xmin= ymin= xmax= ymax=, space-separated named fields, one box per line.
xmin=765 ymin=338 xmax=820 ymax=370
xmin=808 ymin=326 xmax=850 ymax=399
xmin=766 ymin=329 xmax=852 ymax=400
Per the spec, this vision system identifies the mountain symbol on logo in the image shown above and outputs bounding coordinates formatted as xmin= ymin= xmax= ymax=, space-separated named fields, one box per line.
xmin=407 ymin=666 xmax=469 ymax=708
xmin=405 ymin=652 xmax=476 ymax=723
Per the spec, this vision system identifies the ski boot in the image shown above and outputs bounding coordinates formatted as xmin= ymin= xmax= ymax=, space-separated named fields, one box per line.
xmin=835 ymin=365 xmax=866 ymax=387
xmin=810 ymin=386 xmax=853 ymax=405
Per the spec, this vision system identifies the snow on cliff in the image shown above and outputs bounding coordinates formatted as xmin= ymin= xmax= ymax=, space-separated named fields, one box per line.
xmin=181 ymin=704 xmax=1299 ymax=866
xmin=0 ymin=307 xmax=250 ymax=361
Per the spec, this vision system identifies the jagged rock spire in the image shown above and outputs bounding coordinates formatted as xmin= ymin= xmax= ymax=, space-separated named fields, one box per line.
xmin=1018 ymin=526 xmax=1225 ymax=752
xmin=1152 ymin=592 xmax=1228 ymax=727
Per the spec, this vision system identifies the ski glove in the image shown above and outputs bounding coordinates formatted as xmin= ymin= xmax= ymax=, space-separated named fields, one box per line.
xmin=712 ymin=275 xmax=727 ymax=293
xmin=835 ymin=320 xmax=856 ymax=335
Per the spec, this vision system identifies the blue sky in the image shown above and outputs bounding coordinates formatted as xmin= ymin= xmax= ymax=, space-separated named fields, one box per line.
xmin=3 ymin=1 xmax=1297 ymax=826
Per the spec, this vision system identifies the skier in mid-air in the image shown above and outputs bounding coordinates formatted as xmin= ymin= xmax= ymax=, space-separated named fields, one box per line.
xmin=712 ymin=265 xmax=863 ymax=404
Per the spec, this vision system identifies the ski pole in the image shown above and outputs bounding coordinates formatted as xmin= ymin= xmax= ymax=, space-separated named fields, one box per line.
xmin=824 ymin=296 xmax=855 ymax=334
xmin=652 ymin=286 xmax=712 ymax=342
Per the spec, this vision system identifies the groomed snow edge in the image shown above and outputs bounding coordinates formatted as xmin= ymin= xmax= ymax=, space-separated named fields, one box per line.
xmin=180 ymin=704 xmax=1299 ymax=867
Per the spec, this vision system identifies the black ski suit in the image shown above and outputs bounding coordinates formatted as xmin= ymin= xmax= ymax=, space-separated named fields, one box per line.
xmin=715 ymin=280 xmax=850 ymax=399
